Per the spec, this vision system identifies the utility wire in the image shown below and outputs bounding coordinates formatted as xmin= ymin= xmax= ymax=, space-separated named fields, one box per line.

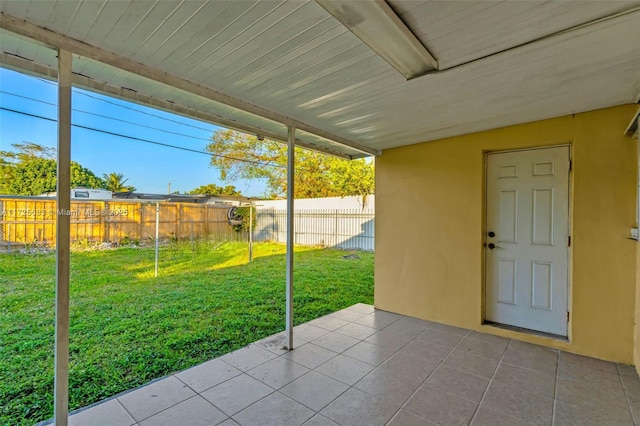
xmin=0 ymin=106 xmax=285 ymax=169
xmin=34 ymin=76 xmax=216 ymax=133
xmin=0 ymin=90 xmax=213 ymax=142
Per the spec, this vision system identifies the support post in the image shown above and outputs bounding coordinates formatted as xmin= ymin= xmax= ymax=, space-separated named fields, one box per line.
xmin=285 ymin=126 xmax=295 ymax=349
xmin=248 ymin=205 xmax=253 ymax=262
xmin=155 ymin=202 xmax=160 ymax=277
xmin=54 ymin=48 xmax=72 ymax=426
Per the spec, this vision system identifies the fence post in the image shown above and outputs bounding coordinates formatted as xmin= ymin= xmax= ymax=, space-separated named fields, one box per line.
xmin=204 ymin=204 xmax=209 ymax=239
xmin=272 ymin=209 xmax=277 ymax=243
xmin=102 ymin=201 xmax=109 ymax=243
xmin=176 ymin=204 xmax=182 ymax=241
xmin=334 ymin=209 xmax=339 ymax=247
xmin=139 ymin=204 xmax=145 ymax=242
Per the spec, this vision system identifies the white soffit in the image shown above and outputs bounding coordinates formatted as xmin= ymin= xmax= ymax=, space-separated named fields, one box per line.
xmin=0 ymin=27 xmax=369 ymax=159
xmin=1 ymin=0 xmax=639 ymax=154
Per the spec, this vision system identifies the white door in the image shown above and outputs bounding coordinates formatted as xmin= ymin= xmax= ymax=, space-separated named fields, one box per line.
xmin=485 ymin=146 xmax=570 ymax=336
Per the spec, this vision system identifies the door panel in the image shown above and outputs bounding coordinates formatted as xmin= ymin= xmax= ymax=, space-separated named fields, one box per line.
xmin=485 ymin=146 xmax=569 ymax=336
xmin=498 ymin=190 xmax=517 ymax=242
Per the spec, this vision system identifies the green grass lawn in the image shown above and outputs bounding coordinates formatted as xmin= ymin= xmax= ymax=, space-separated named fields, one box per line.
xmin=0 ymin=241 xmax=374 ymax=425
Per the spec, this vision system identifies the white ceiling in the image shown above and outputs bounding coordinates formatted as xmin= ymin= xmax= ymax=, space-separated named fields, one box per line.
xmin=1 ymin=0 xmax=639 ymax=158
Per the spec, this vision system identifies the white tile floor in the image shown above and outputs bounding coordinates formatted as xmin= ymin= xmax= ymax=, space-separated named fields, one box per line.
xmin=59 ymin=304 xmax=639 ymax=425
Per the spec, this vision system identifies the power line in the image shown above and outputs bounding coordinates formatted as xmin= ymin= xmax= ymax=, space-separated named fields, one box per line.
xmin=0 ymin=106 xmax=285 ymax=169
xmin=0 ymin=90 xmax=214 ymax=142
xmin=34 ymin=76 xmax=217 ymax=133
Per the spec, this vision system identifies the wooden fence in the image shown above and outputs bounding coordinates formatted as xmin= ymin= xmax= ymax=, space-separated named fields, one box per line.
xmin=0 ymin=196 xmax=240 ymax=248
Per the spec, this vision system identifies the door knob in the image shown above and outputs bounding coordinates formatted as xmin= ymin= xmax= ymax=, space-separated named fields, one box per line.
xmin=488 ymin=231 xmax=495 ymax=237
xmin=488 ymin=243 xmax=496 ymax=249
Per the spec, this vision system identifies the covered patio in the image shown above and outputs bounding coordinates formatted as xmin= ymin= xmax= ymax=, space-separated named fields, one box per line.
xmin=2 ymin=1 xmax=640 ymax=424
xmin=56 ymin=304 xmax=639 ymax=426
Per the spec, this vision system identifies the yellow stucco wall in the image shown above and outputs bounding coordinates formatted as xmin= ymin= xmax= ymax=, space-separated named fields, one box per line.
xmin=375 ymin=104 xmax=638 ymax=364
xmin=634 ymin=117 xmax=640 ymax=374
xmin=636 ymin=247 xmax=640 ymax=372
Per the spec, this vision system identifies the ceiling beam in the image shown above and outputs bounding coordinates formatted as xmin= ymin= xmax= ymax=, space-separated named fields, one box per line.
xmin=316 ymin=0 xmax=438 ymax=79
xmin=0 ymin=13 xmax=380 ymax=157
xmin=0 ymin=53 xmax=354 ymax=159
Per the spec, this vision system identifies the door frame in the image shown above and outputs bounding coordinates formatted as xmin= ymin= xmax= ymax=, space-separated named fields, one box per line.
xmin=481 ymin=143 xmax=573 ymax=340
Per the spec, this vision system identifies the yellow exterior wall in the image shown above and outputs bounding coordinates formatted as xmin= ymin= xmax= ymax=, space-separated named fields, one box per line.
xmin=636 ymin=247 xmax=640 ymax=373
xmin=375 ymin=104 xmax=638 ymax=364
xmin=635 ymin=119 xmax=640 ymax=375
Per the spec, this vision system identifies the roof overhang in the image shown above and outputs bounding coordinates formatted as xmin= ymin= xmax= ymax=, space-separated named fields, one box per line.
xmin=1 ymin=1 xmax=639 ymax=157
xmin=0 ymin=13 xmax=379 ymax=159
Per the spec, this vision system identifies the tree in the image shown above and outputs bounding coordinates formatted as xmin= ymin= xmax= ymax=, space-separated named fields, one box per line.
xmin=187 ymin=183 xmax=242 ymax=196
xmin=1 ymin=142 xmax=57 ymax=193
xmin=0 ymin=142 xmax=105 ymax=195
xmin=0 ymin=157 xmax=13 ymax=194
xmin=205 ymin=129 xmax=375 ymax=199
xmin=4 ymin=142 xmax=56 ymax=160
xmin=103 ymin=172 xmax=136 ymax=192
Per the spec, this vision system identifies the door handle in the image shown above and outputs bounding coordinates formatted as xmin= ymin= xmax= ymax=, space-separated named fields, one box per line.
xmin=487 ymin=243 xmax=503 ymax=250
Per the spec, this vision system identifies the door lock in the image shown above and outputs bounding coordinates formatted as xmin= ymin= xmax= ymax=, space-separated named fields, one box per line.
xmin=488 ymin=231 xmax=495 ymax=237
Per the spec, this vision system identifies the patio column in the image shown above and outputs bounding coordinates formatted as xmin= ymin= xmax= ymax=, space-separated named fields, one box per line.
xmin=54 ymin=49 xmax=72 ymax=426
xmin=285 ymin=126 xmax=295 ymax=349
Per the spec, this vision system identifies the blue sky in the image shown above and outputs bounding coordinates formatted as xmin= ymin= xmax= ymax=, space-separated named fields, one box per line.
xmin=0 ymin=67 xmax=267 ymax=196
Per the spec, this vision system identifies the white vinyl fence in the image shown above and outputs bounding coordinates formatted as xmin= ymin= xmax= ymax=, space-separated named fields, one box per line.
xmin=255 ymin=208 xmax=375 ymax=251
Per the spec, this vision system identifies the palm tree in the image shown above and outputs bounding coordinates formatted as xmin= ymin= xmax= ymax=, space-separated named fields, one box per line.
xmin=102 ymin=172 xmax=136 ymax=192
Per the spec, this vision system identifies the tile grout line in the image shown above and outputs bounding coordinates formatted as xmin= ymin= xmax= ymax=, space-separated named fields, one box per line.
xmin=176 ymin=358 xmax=283 ymax=422
xmin=248 ymin=318 xmax=370 ymax=416
xmin=175 ymin=362 xmax=248 ymax=395
xmin=278 ymin=374 xmax=352 ymax=418
xmin=386 ymin=327 xmax=471 ymax=425
xmin=225 ymin=310 xmax=380 ymax=424
xmin=314 ymin=311 xmax=423 ymax=425
xmin=312 ymin=354 xmax=373 ymax=388
xmin=307 ymin=310 xmax=405 ymax=420
xmin=218 ymin=363 xmax=317 ymax=421
xmin=466 ymin=336 xmax=511 ymax=425
xmin=115 ymin=397 xmax=137 ymax=426
xmin=228 ymin=385 xmax=278 ymax=423
xmin=500 ymin=358 xmax=559 ymax=377
xmin=116 ymin=371 xmax=214 ymax=424
xmin=236 ymin=309 xmax=382 ymax=424
xmin=275 ymin=339 xmax=365 ymax=420
xmin=217 ymin=346 xmax=283 ymax=376
xmin=293 ymin=329 xmax=389 ymax=421
xmin=334 ymin=315 xmax=409 ymax=365
xmin=551 ymin=349 xmax=560 ymax=426
xmin=125 ymin=392 xmax=202 ymax=424
xmin=616 ymin=365 xmax=639 ymax=426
